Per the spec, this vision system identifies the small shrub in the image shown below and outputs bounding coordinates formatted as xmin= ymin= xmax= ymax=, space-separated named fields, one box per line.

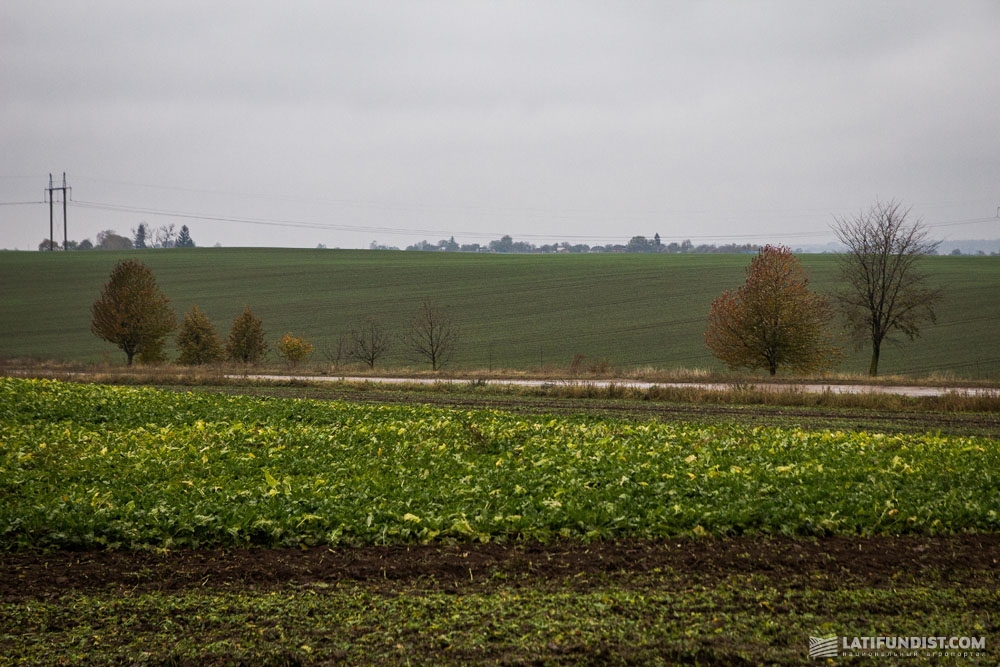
xmin=278 ymin=333 xmax=314 ymax=367
xmin=136 ymin=338 xmax=169 ymax=365
xmin=226 ymin=307 xmax=268 ymax=364
xmin=176 ymin=306 xmax=224 ymax=365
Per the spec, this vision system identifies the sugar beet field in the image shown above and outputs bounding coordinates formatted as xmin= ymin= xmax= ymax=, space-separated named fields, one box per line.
xmin=2 ymin=377 xmax=1000 ymax=664
xmin=2 ymin=248 xmax=1000 ymax=377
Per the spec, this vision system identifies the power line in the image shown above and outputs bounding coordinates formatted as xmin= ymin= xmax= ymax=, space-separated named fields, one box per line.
xmin=925 ymin=216 xmax=997 ymax=229
xmin=69 ymin=199 xmax=512 ymax=238
xmin=68 ymin=196 xmax=997 ymax=245
xmin=71 ymin=198 xmax=841 ymax=243
xmin=67 ymin=198 xmax=837 ymax=242
xmin=56 ymin=167 xmax=1000 ymax=249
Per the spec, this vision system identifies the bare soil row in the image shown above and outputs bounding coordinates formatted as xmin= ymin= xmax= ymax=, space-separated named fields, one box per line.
xmin=5 ymin=535 xmax=999 ymax=600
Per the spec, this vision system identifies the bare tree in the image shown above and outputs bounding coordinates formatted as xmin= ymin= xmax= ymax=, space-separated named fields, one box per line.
xmin=407 ymin=298 xmax=457 ymax=370
xmin=321 ymin=333 xmax=350 ymax=369
xmin=153 ymin=224 xmax=176 ymax=249
xmin=832 ymin=200 xmax=942 ymax=376
xmin=348 ymin=317 xmax=391 ymax=369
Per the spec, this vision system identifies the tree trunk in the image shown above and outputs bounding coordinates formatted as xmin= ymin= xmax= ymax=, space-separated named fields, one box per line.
xmin=869 ymin=342 xmax=880 ymax=376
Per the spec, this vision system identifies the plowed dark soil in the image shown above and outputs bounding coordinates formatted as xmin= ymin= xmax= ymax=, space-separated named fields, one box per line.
xmin=4 ymin=535 xmax=998 ymax=600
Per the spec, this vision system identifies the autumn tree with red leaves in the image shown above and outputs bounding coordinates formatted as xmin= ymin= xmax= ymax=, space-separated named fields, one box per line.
xmin=705 ymin=245 xmax=839 ymax=376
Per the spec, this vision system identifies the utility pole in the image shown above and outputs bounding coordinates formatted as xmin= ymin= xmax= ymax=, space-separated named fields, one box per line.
xmin=63 ymin=173 xmax=69 ymax=249
xmin=45 ymin=173 xmax=71 ymax=250
xmin=47 ymin=174 xmax=54 ymax=251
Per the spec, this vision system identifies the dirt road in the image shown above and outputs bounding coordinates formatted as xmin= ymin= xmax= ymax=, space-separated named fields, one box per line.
xmin=234 ymin=373 xmax=996 ymax=397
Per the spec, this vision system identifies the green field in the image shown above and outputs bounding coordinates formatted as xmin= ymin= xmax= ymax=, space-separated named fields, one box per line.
xmin=2 ymin=248 xmax=999 ymax=377
xmin=3 ymin=378 xmax=998 ymax=550
xmin=3 ymin=377 xmax=999 ymax=664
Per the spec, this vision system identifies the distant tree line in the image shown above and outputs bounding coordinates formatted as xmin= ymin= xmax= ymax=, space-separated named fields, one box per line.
xmin=85 ymin=199 xmax=942 ymax=378
xmin=392 ymin=234 xmax=758 ymax=254
xmin=39 ymin=224 xmax=196 ymax=251
xmin=91 ymin=259 xmax=457 ymax=370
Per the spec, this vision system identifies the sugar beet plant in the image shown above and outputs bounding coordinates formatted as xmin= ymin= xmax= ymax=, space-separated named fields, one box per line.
xmin=1 ymin=377 xmax=998 ymax=550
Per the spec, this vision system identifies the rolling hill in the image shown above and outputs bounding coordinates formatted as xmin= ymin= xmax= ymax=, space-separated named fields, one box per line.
xmin=1 ymin=248 xmax=997 ymax=378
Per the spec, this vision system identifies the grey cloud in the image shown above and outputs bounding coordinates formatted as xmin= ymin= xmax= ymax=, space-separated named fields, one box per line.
xmin=1 ymin=1 xmax=998 ymax=250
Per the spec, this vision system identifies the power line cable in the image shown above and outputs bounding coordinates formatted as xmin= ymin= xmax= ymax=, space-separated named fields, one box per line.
xmin=925 ymin=217 xmax=996 ymax=229
xmin=70 ymin=199 xmax=525 ymax=239
xmin=66 ymin=191 xmax=999 ymax=245
xmin=68 ymin=198 xmax=844 ymax=243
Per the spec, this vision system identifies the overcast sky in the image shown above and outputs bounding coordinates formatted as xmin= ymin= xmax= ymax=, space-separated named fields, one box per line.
xmin=2 ymin=1 xmax=999 ymax=250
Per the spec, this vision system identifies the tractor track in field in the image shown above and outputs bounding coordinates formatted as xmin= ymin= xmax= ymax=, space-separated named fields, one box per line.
xmin=358 ymin=391 xmax=994 ymax=429
xmin=216 ymin=384 xmax=1000 ymax=437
